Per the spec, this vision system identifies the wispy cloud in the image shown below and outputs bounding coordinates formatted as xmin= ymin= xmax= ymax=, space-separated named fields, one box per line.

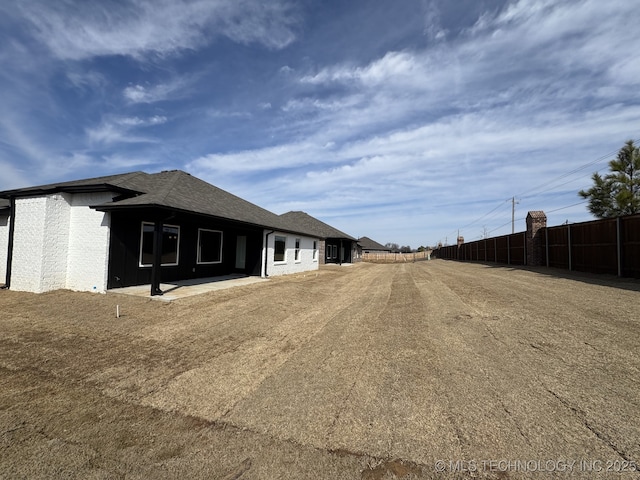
xmin=87 ymin=115 xmax=168 ymax=145
xmin=187 ymin=0 xmax=640 ymax=244
xmin=123 ymin=77 xmax=191 ymax=104
xmin=1 ymin=0 xmax=639 ymax=247
xmin=9 ymin=0 xmax=301 ymax=61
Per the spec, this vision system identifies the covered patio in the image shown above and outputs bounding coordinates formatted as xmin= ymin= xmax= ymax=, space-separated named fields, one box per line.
xmin=107 ymin=274 xmax=268 ymax=301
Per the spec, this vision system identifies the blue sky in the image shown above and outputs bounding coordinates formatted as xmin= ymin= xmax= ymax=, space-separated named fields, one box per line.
xmin=1 ymin=0 xmax=639 ymax=247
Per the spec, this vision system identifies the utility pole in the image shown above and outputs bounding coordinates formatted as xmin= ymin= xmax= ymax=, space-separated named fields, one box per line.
xmin=511 ymin=196 xmax=519 ymax=234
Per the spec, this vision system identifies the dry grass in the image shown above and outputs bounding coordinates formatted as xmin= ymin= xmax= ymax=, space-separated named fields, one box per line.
xmin=1 ymin=261 xmax=639 ymax=479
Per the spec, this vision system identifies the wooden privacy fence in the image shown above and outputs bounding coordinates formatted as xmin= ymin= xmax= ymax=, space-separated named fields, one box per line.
xmin=362 ymin=250 xmax=431 ymax=263
xmin=435 ymin=212 xmax=640 ymax=279
xmin=436 ymin=232 xmax=526 ymax=265
xmin=544 ymin=215 xmax=640 ymax=277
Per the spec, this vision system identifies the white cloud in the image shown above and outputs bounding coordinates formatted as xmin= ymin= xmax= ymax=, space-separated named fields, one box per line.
xmin=422 ymin=0 xmax=447 ymax=41
xmin=101 ymin=154 xmax=158 ymax=168
xmin=11 ymin=0 xmax=301 ymax=61
xmin=123 ymin=78 xmax=190 ymax=104
xmin=87 ymin=115 xmax=168 ymax=144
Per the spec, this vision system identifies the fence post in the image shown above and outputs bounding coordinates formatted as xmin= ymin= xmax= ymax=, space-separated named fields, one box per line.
xmin=617 ymin=217 xmax=622 ymax=277
xmin=523 ymin=232 xmax=527 ymax=266
xmin=507 ymin=236 xmax=511 ymax=265
xmin=567 ymin=224 xmax=572 ymax=271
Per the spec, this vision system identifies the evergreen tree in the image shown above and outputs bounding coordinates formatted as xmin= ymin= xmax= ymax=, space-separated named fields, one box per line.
xmin=579 ymin=140 xmax=640 ymax=218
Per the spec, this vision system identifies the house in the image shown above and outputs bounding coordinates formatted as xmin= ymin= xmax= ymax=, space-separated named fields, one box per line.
xmin=358 ymin=236 xmax=391 ymax=254
xmin=279 ymin=211 xmax=358 ymax=264
xmin=0 ymin=170 xmax=321 ymax=295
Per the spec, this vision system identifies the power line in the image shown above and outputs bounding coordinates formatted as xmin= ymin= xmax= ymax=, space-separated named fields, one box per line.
xmin=545 ymin=200 xmax=588 ymax=214
xmin=516 ymin=137 xmax=640 ymax=201
xmin=441 ymin=136 xmax=640 ymax=245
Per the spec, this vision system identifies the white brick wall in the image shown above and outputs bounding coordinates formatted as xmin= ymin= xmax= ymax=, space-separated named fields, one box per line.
xmin=10 ymin=192 xmax=113 ymax=293
xmin=41 ymin=193 xmax=71 ymax=291
xmin=262 ymin=230 xmax=319 ymax=277
xmin=11 ymin=196 xmax=49 ymax=292
xmin=0 ymin=213 xmax=9 ymax=284
xmin=66 ymin=193 xmax=112 ymax=292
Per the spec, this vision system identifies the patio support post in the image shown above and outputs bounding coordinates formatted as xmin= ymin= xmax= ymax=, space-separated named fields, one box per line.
xmin=150 ymin=220 xmax=163 ymax=296
xmin=4 ymin=198 xmax=16 ymax=288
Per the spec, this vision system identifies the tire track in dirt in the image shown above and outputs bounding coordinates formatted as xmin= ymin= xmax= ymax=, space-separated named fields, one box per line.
xmin=416 ymin=260 xmax=640 ymax=465
xmin=138 ymin=264 xmax=393 ymax=423
xmin=221 ymin=263 xmax=395 ymax=448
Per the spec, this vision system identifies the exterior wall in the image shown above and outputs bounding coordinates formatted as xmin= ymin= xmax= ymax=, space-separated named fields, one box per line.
xmin=0 ymin=213 xmax=9 ymax=283
xmin=262 ymin=230 xmax=319 ymax=277
xmin=42 ymin=193 xmax=72 ymax=291
xmin=66 ymin=193 xmax=113 ymax=292
xmin=11 ymin=195 xmax=62 ymax=293
xmin=10 ymin=192 xmax=113 ymax=293
xmin=108 ymin=211 xmax=264 ymax=289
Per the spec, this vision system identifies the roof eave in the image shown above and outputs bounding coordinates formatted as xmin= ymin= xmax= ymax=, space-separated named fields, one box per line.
xmin=93 ymin=203 xmax=317 ymax=236
xmin=0 ymin=184 xmax=141 ymax=199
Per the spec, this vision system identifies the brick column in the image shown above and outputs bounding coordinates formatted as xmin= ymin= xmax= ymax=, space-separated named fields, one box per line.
xmin=526 ymin=211 xmax=547 ymax=266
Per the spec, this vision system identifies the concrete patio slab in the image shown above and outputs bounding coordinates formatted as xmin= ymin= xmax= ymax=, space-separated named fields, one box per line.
xmin=108 ymin=274 xmax=269 ymax=301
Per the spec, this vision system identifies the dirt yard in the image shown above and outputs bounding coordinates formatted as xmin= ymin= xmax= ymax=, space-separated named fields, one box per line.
xmin=1 ymin=261 xmax=639 ymax=479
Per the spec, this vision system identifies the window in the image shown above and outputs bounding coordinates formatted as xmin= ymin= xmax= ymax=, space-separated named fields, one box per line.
xmin=313 ymin=241 xmax=318 ymax=261
xmin=294 ymin=238 xmax=301 ymax=262
xmin=274 ymin=235 xmax=286 ymax=262
xmin=140 ymin=222 xmax=180 ymax=266
xmin=197 ymin=229 xmax=223 ymax=264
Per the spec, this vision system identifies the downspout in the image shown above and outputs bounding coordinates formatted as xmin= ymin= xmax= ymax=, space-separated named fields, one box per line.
xmin=263 ymin=230 xmax=274 ymax=278
xmin=2 ymin=198 xmax=15 ymax=289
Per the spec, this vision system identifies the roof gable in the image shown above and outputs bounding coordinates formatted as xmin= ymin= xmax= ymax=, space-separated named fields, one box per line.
xmin=279 ymin=211 xmax=356 ymax=240
xmin=104 ymin=170 xmax=293 ymax=229
xmin=0 ymin=170 xmax=315 ymax=235
xmin=358 ymin=236 xmax=390 ymax=251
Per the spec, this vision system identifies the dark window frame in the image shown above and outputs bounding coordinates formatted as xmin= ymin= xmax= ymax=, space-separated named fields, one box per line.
xmin=274 ymin=235 xmax=287 ymax=262
xmin=197 ymin=229 xmax=223 ymax=264
xmin=139 ymin=222 xmax=180 ymax=267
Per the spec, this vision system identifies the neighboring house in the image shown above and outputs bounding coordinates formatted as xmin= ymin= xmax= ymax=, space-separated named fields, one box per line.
xmin=0 ymin=170 xmax=320 ymax=295
xmin=358 ymin=236 xmax=391 ymax=254
xmin=279 ymin=211 xmax=358 ymax=264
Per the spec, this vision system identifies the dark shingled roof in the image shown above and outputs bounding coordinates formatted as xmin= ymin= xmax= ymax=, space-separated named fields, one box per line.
xmin=0 ymin=171 xmax=150 ymax=197
xmin=358 ymin=236 xmax=390 ymax=251
xmin=279 ymin=211 xmax=356 ymax=241
xmin=0 ymin=170 xmax=314 ymax=235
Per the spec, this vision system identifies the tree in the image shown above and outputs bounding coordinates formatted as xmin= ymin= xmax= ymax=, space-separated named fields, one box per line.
xmin=579 ymin=140 xmax=640 ymax=218
xmin=384 ymin=242 xmax=400 ymax=252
